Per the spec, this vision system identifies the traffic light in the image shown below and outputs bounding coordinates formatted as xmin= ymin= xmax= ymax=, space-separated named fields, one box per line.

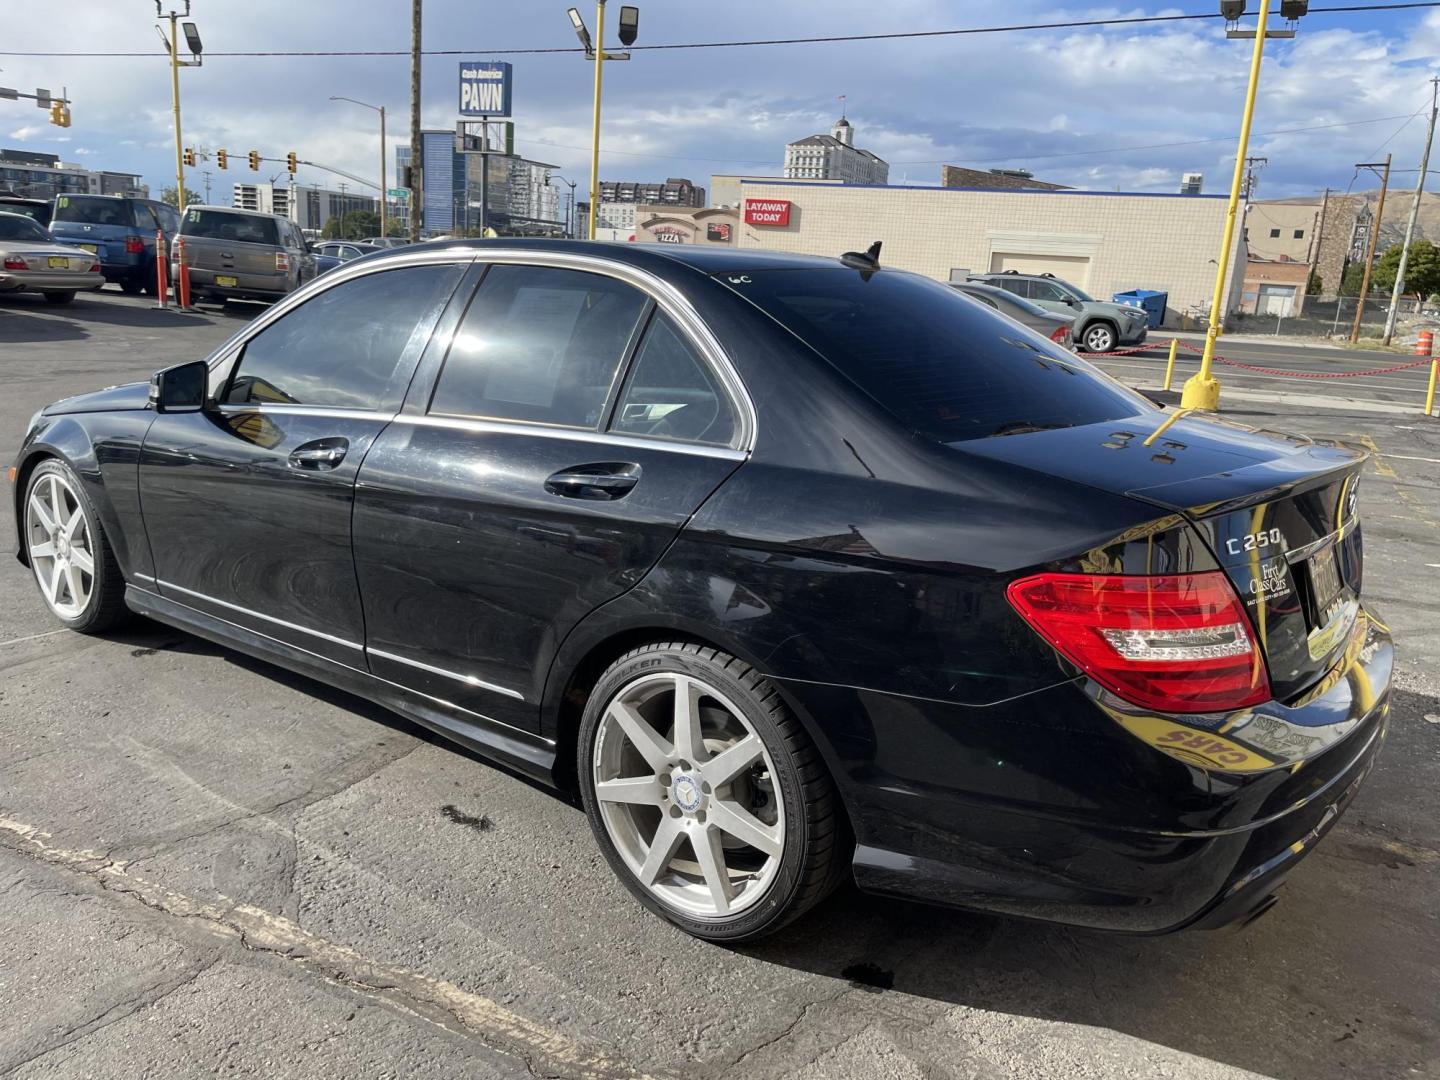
xmin=286 ymin=151 xmax=297 ymax=173
xmin=1279 ymin=0 xmax=1308 ymax=16
xmin=1219 ymin=1 xmax=1245 ymax=19
xmin=217 ymin=149 xmax=228 ymax=170
xmin=183 ymin=147 xmax=196 ymax=167
xmin=47 ymin=101 xmax=70 ymax=128
xmin=247 ymin=150 xmax=260 ymax=171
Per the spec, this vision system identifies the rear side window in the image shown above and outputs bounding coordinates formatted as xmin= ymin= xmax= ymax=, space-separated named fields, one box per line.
xmin=52 ymin=196 xmax=133 ymax=227
xmin=430 ymin=264 xmax=648 ymax=428
xmin=182 ymin=208 xmax=279 ymax=246
xmin=993 ymin=276 xmax=1031 ymax=299
xmin=725 ymin=268 xmax=1153 ymax=443
xmin=225 ymin=264 xmax=461 ymax=409
xmin=611 ymin=313 xmax=735 ymax=446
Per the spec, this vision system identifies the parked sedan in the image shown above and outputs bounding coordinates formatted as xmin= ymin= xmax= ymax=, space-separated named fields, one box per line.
xmin=950 ymin=280 xmax=1075 ymax=349
xmin=313 ymin=240 xmax=379 ymax=276
xmin=0 ymin=211 xmax=102 ymax=303
xmin=11 ymin=241 xmax=1390 ymax=943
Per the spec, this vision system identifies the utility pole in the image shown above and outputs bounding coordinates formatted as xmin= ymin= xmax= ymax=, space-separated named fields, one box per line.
xmin=1382 ymin=77 xmax=1439 ymax=345
xmin=1308 ymin=186 xmax=1329 ymax=284
xmin=1242 ymin=156 xmax=1268 ymax=199
xmin=201 ymin=169 xmax=212 ymax=204
xmin=408 ymin=0 xmax=423 ymax=242
xmin=1349 ymin=154 xmax=1392 ymax=343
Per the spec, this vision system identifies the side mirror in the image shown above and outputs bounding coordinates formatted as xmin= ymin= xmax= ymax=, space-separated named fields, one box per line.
xmin=1068 ymin=297 xmax=1083 ymax=309
xmin=149 ymin=359 xmax=210 ymax=413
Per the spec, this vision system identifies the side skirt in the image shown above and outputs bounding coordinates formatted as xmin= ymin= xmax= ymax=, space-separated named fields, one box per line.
xmin=124 ymin=584 xmax=559 ymax=786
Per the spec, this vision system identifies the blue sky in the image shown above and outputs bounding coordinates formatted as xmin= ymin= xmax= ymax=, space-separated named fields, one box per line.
xmin=3 ymin=2 xmax=1438 ymax=202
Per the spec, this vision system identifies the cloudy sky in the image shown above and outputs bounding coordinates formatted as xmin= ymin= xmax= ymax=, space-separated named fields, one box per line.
xmin=3 ymin=2 xmax=1438 ymax=202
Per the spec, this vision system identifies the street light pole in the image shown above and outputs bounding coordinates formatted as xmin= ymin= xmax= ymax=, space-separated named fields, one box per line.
xmin=329 ymin=96 xmax=388 ymax=238
xmin=587 ymin=1 xmax=607 ymax=240
xmin=156 ymin=2 xmax=199 ymax=211
xmin=1182 ymin=0 xmax=1272 ymax=412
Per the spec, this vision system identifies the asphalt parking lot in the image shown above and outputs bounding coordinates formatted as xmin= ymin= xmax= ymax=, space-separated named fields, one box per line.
xmin=1 ymin=287 xmax=1438 ymax=1080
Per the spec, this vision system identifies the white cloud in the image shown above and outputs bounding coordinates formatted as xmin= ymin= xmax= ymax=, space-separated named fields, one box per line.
xmin=9 ymin=126 xmax=43 ymax=141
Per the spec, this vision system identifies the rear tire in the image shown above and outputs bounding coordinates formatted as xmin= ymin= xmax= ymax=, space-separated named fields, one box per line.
xmin=22 ymin=460 xmax=129 ymax=634
xmin=118 ymin=277 xmax=144 ymax=296
xmin=579 ymin=642 xmax=849 ymax=942
xmin=43 ymin=291 xmax=76 ymax=305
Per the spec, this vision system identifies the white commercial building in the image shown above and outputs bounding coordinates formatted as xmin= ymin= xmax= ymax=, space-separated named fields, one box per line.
xmin=733 ymin=180 xmax=1246 ymax=327
xmin=783 ymin=118 xmax=888 ymax=185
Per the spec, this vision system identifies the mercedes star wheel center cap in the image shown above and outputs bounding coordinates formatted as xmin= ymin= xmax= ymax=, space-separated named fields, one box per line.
xmin=672 ymin=774 xmax=703 ymax=814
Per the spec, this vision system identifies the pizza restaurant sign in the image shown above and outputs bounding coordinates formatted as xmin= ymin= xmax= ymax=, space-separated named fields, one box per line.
xmin=744 ymin=199 xmax=792 ymax=227
xmin=651 ymin=226 xmax=689 ymax=244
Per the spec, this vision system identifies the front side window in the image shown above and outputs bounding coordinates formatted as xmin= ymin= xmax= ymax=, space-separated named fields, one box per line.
xmin=725 ymin=268 xmax=1154 ymax=443
xmin=611 ymin=313 xmax=735 ymax=446
xmin=430 ymin=264 xmax=648 ymax=428
xmin=224 ymin=264 xmax=461 ymax=409
xmin=1031 ymin=280 xmax=1070 ymax=303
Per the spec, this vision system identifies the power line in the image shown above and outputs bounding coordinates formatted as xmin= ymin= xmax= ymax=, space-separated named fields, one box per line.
xmin=2 ymin=3 xmax=1437 ymax=58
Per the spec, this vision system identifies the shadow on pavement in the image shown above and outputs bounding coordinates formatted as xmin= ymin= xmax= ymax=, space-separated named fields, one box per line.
xmin=0 ymin=305 xmax=89 ymax=344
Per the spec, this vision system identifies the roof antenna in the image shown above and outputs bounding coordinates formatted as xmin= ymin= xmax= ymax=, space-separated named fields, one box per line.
xmin=841 ymin=240 xmax=882 ymax=273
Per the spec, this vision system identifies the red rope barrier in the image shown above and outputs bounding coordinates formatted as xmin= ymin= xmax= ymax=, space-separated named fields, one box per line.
xmin=1121 ymin=338 xmax=1439 ymax=379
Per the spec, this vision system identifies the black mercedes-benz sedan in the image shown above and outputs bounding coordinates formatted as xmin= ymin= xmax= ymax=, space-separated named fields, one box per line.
xmin=11 ymin=240 xmax=1391 ymax=941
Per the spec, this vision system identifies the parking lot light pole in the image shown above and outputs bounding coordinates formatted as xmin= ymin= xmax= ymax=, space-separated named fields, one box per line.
xmin=1182 ymin=0 xmax=1274 ymax=412
xmin=568 ymin=3 xmax=636 ymax=240
xmin=157 ymin=3 xmax=202 ymax=212
xmin=330 ymin=96 xmax=388 ymax=238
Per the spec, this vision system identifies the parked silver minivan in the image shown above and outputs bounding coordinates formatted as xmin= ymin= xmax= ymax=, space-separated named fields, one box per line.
xmin=173 ymin=205 xmax=315 ymax=304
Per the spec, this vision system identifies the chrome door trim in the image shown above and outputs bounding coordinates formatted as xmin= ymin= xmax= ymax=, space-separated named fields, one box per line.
xmin=216 ymin=404 xmax=400 ymax=424
xmin=367 ymin=647 xmax=526 ymax=702
xmin=393 ymin=413 xmax=748 ymax=462
xmin=156 ymin=579 xmax=364 ymax=651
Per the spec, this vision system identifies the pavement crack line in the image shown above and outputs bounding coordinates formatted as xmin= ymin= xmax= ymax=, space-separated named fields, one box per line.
xmin=0 ymin=816 xmax=664 ymax=1080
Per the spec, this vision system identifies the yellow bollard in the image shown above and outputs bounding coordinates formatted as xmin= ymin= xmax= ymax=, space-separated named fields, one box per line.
xmin=1163 ymin=338 xmax=1179 ymax=392
xmin=1426 ymin=357 xmax=1438 ymax=418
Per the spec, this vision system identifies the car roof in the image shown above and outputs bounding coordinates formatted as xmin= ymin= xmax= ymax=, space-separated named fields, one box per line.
xmin=185 ymin=204 xmax=287 ymax=221
xmin=371 ymin=237 xmax=876 ymax=277
xmin=951 ymin=281 xmax=1014 ymax=297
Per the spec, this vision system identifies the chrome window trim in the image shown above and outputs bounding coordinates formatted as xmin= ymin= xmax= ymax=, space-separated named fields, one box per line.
xmin=394 ymin=413 xmax=748 ymax=462
xmin=367 ymin=646 xmax=525 ymax=702
xmin=438 ymin=249 xmax=757 ymax=453
xmin=216 ymin=403 xmax=398 ymax=424
xmin=157 ymin=579 xmax=364 ymax=652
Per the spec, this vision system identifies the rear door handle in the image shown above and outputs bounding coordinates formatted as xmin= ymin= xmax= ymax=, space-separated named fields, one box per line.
xmin=545 ymin=463 xmax=641 ymax=501
xmin=288 ymin=437 xmax=349 ymax=470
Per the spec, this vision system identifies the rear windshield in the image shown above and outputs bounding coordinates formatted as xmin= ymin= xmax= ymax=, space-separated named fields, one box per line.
xmin=52 ymin=195 xmax=134 ymax=227
xmin=182 ymin=208 xmax=279 ymax=246
xmin=955 ymin=285 xmax=1053 ymax=318
xmin=0 ymin=213 xmax=52 ymax=243
xmin=724 ymin=268 xmax=1154 ymax=443
xmin=0 ymin=200 xmax=49 ymax=225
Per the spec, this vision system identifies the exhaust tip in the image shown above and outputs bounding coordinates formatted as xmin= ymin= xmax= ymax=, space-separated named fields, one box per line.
xmin=1238 ymin=893 xmax=1280 ymax=929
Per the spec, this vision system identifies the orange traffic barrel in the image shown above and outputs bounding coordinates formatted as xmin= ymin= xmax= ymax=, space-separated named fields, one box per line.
xmin=1418 ymin=330 xmax=1435 ymax=356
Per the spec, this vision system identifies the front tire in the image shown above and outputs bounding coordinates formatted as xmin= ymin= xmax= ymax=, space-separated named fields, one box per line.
xmin=579 ymin=642 xmax=848 ymax=942
xmin=23 ymin=460 xmax=129 ymax=633
xmin=1082 ymin=321 xmax=1117 ymax=353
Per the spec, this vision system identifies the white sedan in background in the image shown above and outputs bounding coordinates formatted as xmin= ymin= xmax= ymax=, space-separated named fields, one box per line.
xmin=0 ymin=211 xmax=103 ymax=305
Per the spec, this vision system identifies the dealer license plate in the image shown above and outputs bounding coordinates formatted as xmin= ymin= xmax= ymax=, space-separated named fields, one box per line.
xmin=215 ymin=275 xmax=238 ymax=287
xmin=47 ymin=256 xmax=71 ymax=269
xmin=1308 ymin=545 xmax=1343 ymax=620
xmin=78 ymin=244 xmax=98 ymax=254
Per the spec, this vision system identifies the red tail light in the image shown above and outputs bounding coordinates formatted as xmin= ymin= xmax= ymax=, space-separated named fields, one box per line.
xmin=3 ymin=256 xmax=26 ymax=270
xmin=275 ymin=251 xmax=291 ymax=272
xmin=1006 ymin=572 xmax=1270 ymax=713
xmin=89 ymin=261 xmax=102 ymax=272
xmin=124 ymin=235 xmax=145 ymax=254
xmin=1050 ymin=325 xmax=1072 ymax=348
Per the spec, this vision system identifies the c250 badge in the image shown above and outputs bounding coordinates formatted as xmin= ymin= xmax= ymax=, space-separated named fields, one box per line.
xmin=1226 ymin=527 xmax=1284 ymax=557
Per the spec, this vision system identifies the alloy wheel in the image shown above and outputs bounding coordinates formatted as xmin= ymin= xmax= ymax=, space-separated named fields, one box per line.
xmin=592 ymin=671 xmax=786 ymax=919
xmin=1084 ymin=324 xmax=1115 ymax=352
xmin=25 ymin=471 xmax=95 ymax=620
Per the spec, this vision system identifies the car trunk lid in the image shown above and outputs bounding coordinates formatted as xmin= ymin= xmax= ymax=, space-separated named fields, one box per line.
xmin=958 ymin=410 xmax=1367 ymax=701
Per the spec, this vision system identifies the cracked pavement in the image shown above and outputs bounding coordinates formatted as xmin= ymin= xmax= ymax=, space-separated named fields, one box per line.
xmin=1 ymin=289 xmax=1437 ymax=1078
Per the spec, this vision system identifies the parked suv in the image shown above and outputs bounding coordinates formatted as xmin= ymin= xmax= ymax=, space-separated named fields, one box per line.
xmin=0 ymin=196 xmax=53 ymax=227
xmin=174 ymin=205 xmax=314 ymax=304
xmin=969 ymin=270 xmax=1149 ymax=353
xmin=48 ymin=194 xmax=180 ymax=294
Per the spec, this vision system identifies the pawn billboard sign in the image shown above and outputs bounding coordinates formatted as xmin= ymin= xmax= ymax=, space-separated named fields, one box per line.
xmin=459 ymin=62 xmax=513 ymax=117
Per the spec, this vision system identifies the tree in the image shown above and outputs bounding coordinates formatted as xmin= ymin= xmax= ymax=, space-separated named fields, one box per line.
xmin=321 ymin=209 xmax=379 ymax=240
xmin=1306 ymin=268 xmax=1322 ymax=295
xmin=160 ymin=186 xmax=181 ymax=209
xmin=1371 ymin=239 xmax=1440 ymax=300
xmin=1339 ymin=261 xmax=1368 ymax=296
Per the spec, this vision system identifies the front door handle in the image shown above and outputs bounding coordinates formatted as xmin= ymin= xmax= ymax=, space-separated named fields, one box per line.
xmin=545 ymin=462 xmax=641 ymax=501
xmin=288 ymin=437 xmax=349 ymax=470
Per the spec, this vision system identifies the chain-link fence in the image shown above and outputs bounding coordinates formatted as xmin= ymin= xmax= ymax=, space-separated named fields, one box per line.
xmin=1227 ymin=295 xmax=1440 ymax=345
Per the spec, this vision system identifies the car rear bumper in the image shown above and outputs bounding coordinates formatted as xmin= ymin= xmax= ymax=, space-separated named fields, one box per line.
xmin=180 ymin=266 xmax=288 ymax=301
xmin=775 ymin=603 xmax=1392 ymax=933
xmin=0 ymin=272 xmax=104 ymax=293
